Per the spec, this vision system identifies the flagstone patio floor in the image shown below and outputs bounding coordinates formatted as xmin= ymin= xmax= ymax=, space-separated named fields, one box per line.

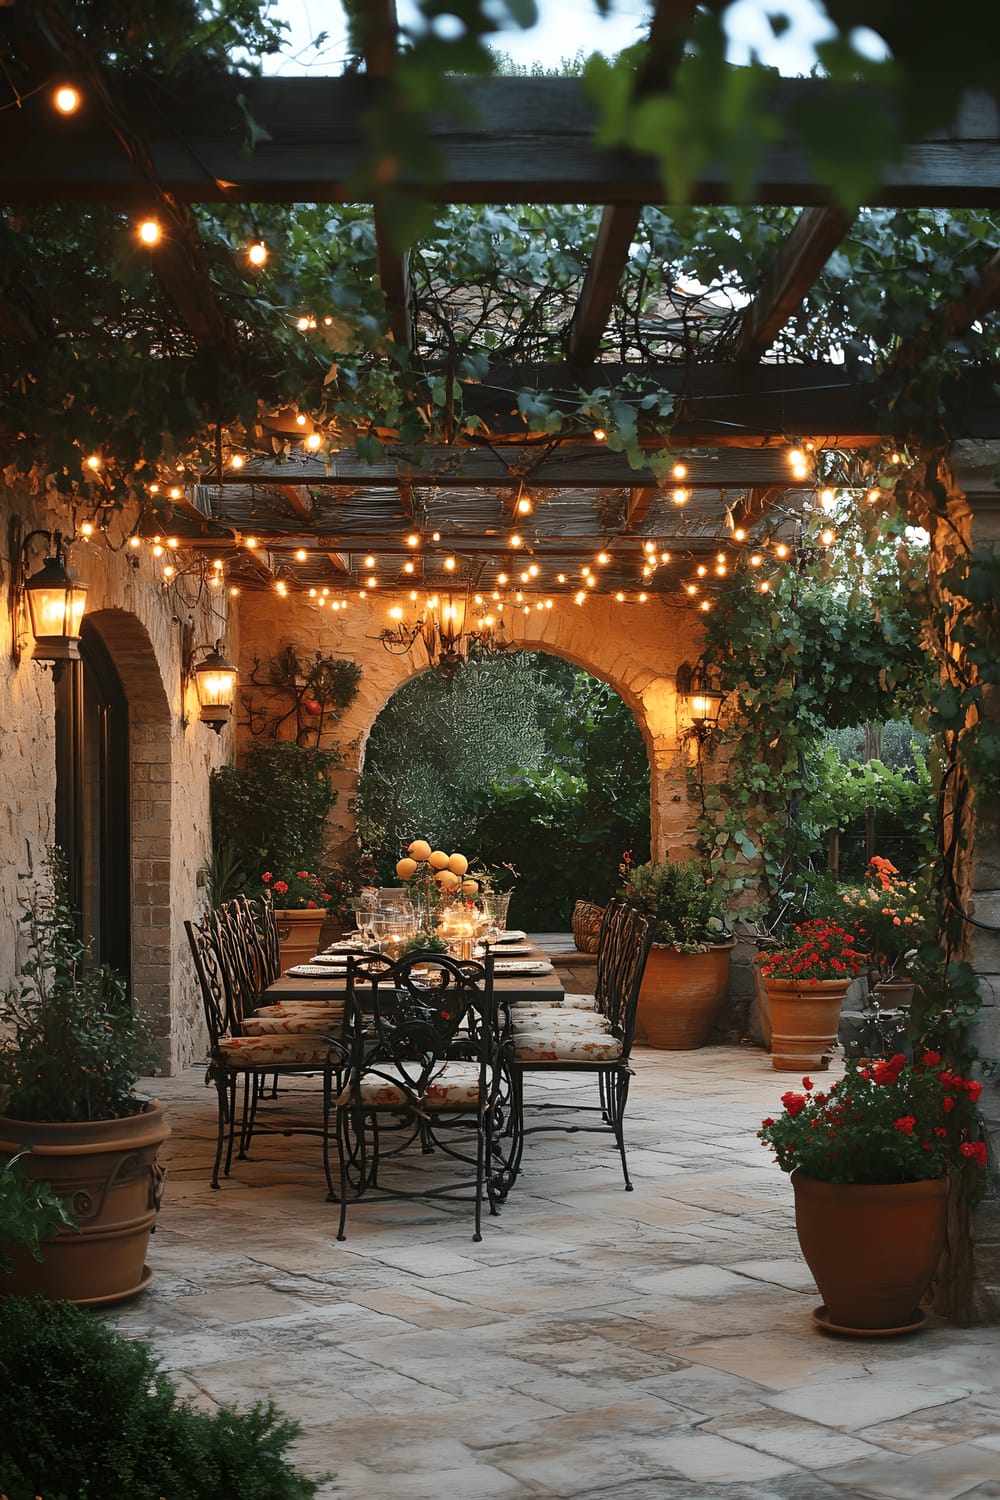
xmin=117 ymin=1025 xmax=1000 ymax=1499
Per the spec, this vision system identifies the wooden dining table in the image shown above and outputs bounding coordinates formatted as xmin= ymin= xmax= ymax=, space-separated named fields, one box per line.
xmin=260 ymin=938 xmax=565 ymax=1007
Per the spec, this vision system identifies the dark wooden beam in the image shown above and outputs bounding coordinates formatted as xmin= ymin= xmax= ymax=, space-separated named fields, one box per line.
xmin=730 ymin=207 xmax=856 ymax=364
xmin=2 ymin=76 xmax=999 ymax=208
xmin=726 ymin=486 xmax=788 ymax=532
xmin=360 ymin=0 xmax=415 ymax=349
xmin=624 ymin=488 xmax=656 ymax=530
xmin=276 ymin=484 xmax=315 ymax=523
xmin=567 ymin=0 xmax=696 ymax=367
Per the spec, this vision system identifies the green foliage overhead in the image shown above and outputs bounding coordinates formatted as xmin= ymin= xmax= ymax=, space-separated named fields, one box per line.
xmin=0 ymin=850 xmax=151 ymax=1123
xmin=0 ymin=1296 xmax=322 ymax=1500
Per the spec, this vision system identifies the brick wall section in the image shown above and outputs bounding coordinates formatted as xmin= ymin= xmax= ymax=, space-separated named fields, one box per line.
xmin=236 ymin=590 xmax=708 ymax=863
xmin=0 ymin=485 xmax=236 ymax=1075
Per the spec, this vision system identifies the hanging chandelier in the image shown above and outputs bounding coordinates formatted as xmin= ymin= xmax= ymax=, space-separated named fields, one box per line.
xmin=378 ymin=589 xmax=518 ymax=682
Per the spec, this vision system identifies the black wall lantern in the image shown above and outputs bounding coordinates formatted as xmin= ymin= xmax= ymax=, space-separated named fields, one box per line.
xmin=9 ymin=523 xmax=88 ymax=680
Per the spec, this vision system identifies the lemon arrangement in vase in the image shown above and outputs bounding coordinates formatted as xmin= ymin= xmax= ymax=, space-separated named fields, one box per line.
xmin=759 ymin=1051 xmax=987 ymax=1335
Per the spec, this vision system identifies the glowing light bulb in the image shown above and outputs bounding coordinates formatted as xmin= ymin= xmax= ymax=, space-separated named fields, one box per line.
xmin=167 ymin=537 xmax=179 ymax=548
xmin=497 ymin=572 xmax=508 ymax=585
xmin=520 ymin=571 xmax=530 ymax=583
xmin=509 ymin=534 xmax=522 ymax=548
xmin=403 ymin=561 xmax=414 ymax=574
xmin=85 ymin=454 xmax=101 ymax=470
xmin=556 ymin=574 xmax=566 ymax=584
xmin=364 ymin=554 xmax=375 ymax=568
xmin=79 ymin=521 xmax=94 ymax=537
xmin=788 ymin=448 xmax=805 ymax=467
xmin=389 ymin=606 xmax=403 ymax=620
xmin=246 ymin=536 xmax=258 ymax=549
xmin=715 ymin=563 xmax=727 ymax=576
xmin=306 ymin=433 xmax=322 ymax=450
xmin=686 ymin=584 xmax=698 ymax=596
xmin=296 ymin=316 xmax=310 ymax=331
xmin=639 ymin=593 xmax=647 ymax=603
xmin=586 ymin=575 xmax=596 ymax=588
xmin=295 ymin=413 xmax=307 ymax=426
xmin=644 ymin=540 xmax=656 ymax=554
xmin=775 ymin=543 xmax=790 ymax=559
xmin=890 ymin=451 xmax=902 ymax=464
xmin=517 ymin=495 xmax=532 ymax=515
xmin=367 ymin=575 xmax=376 ymax=588
xmin=53 ymin=85 xmax=81 ymax=114
xmin=615 ymin=591 xmax=625 ymax=602
xmin=128 ymin=536 xmax=141 ymax=550
xmin=169 ymin=487 xmax=181 ymax=500
xmin=247 ymin=240 xmax=268 ymax=267
xmin=820 ymin=528 xmax=836 ymax=546
xmin=148 ymin=484 xmax=159 ymax=495
xmin=760 ymin=580 xmax=771 ymax=593
xmin=444 ymin=556 xmax=456 ymax=571
xmin=733 ymin=527 xmax=746 ymax=542
xmin=545 ymin=599 xmax=553 ymax=609
xmin=593 ymin=428 xmax=606 ymax=442
xmin=163 ymin=564 xmax=175 ymax=579
xmin=867 ymin=487 xmax=881 ymax=503
xmin=696 ymin=564 xmax=707 ymax=578
xmin=749 ymin=553 xmax=763 ymax=567
xmin=700 ymin=599 xmax=712 ymax=612
xmin=716 ymin=552 xmax=726 ymax=563
xmin=295 ymin=548 xmax=308 ymax=562
xmin=820 ymin=486 xmax=835 ymax=510
xmin=406 ymin=533 xmax=419 ymax=547
xmin=671 ymin=462 xmax=687 ymax=480
xmin=575 ymin=591 xmax=586 ymax=605
xmin=660 ymin=552 xmax=671 ymax=564
xmin=229 ymin=586 xmax=240 ymax=597
xmin=432 ymin=532 xmax=441 ymax=542
xmin=528 ymin=564 xmax=539 ymax=577
xmin=673 ymin=488 xmax=688 ymax=505
xmin=230 ymin=454 xmax=244 ymax=469
xmin=137 ymin=218 xmax=161 ymax=246
xmin=597 ymin=552 xmax=610 ymax=565
xmin=152 ymin=544 xmax=163 ymax=557
xmin=212 ymin=559 xmax=223 ymax=571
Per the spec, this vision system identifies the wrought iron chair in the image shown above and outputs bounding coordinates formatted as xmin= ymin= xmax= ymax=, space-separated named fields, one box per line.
xmin=507 ymin=900 xmax=655 ymax=1189
xmin=323 ymin=949 xmax=515 ymax=1241
xmin=185 ymin=910 xmax=342 ymax=1188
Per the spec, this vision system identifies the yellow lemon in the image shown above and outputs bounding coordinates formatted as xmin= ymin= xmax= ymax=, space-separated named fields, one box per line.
xmin=408 ymin=839 xmax=431 ymax=861
xmin=461 ymin=878 xmax=479 ymax=895
xmin=447 ymin=853 xmax=468 ymax=875
xmin=428 ymin=849 xmax=449 ymax=869
xmin=396 ymin=857 xmax=417 ymax=880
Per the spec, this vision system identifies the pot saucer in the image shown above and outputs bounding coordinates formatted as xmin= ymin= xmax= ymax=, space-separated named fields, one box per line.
xmin=812 ymin=1304 xmax=928 ymax=1338
xmin=78 ymin=1263 xmax=154 ymax=1308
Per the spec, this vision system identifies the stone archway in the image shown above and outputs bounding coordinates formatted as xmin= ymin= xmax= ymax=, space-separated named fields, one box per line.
xmin=236 ymin=592 xmax=708 ymax=864
xmin=83 ymin=608 xmax=173 ymax=1058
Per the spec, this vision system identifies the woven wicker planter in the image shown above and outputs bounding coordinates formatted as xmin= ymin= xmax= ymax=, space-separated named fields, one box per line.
xmin=571 ymin=900 xmax=604 ymax=954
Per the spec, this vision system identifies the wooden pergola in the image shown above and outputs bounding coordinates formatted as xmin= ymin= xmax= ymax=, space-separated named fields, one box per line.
xmin=2 ymin=0 xmax=999 ymax=600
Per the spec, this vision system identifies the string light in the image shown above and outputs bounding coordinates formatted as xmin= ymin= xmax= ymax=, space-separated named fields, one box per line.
xmin=759 ymin=580 xmax=771 ymax=593
xmin=673 ymin=488 xmax=688 ymax=505
xmin=128 ymin=536 xmax=141 ymax=550
xmin=230 ymin=454 xmax=244 ymax=469
xmin=696 ymin=564 xmax=707 ymax=577
xmin=592 ymin=428 xmax=606 ymax=442
xmin=295 ymin=548 xmax=308 ymax=562
xmin=295 ymin=413 xmax=307 ymax=426
xmin=85 ymin=454 xmax=101 ymax=470
xmin=296 ymin=316 xmax=310 ymax=331
xmin=247 ymin=240 xmax=268 ymax=268
xmin=749 ymin=553 xmax=763 ymax=567
xmin=403 ymin=560 xmax=415 ymax=574
xmin=556 ymin=573 xmax=566 ymax=584
xmin=305 ymin=433 xmax=322 ymax=450
xmin=364 ymin=554 xmax=376 ymax=568
xmin=699 ymin=599 xmax=712 ymax=612
xmin=638 ymin=592 xmax=647 ymax=603
xmin=444 ymin=556 xmax=456 ymax=571
xmin=137 ymin=219 xmax=161 ymax=246
xmin=516 ymin=494 xmax=532 ymax=515
xmin=819 ymin=486 xmax=835 ymax=510
xmin=775 ymin=543 xmax=790 ymax=559
xmin=733 ymin=527 xmax=746 ymax=542
xmin=406 ymin=533 xmax=420 ymax=547
xmin=53 ymin=85 xmax=81 ymax=114
xmin=246 ymin=536 xmax=258 ymax=550
xmin=671 ymin=462 xmax=687 ymax=480
xmin=686 ymin=583 xmax=698 ymax=596
xmin=527 ymin=563 xmax=539 ymax=578
xmin=509 ymin=534 xmax=523 ymax=548
xmin=497 ymin=572 xmax=508 ymax=585
xmin=660 ymin=551 xmax=671 ymax=564
xmin=819 ymin=528 xmax=836 ymax=546
xmin=574 ymin=590 xmax=586 ymax=604
xmin=597 ymin=551 xmax=610 ymax=565
xmin=79 ymin=521 xmax=94 ymax=537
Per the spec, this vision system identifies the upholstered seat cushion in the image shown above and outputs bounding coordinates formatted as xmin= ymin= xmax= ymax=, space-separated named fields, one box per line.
xmin=514 ymin=1030 xmax=623 ymax=1062
xmin=561 ymin=992 xmax=601 ymax=1010
xmin=215 ymin=1034 xmax=334 ymax=1067
xmin=252 ymin=1001 xmax=344 ymax=1019
xmin=339 ymin=1060 xmax=488 ymax=1110
xmin=512 ymin=1009 xmax=610 ymax=1031
xmin=242 ymin=1013 xmax=343 ymax=1036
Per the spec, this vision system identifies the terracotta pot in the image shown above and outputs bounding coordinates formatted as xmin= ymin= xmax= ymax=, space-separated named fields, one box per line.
xmin=792 ymin=1171 xmax=949 ymax=1333
xmin=873 ymin=979 xmax=916 ymax=1009
xmin=0 ymin=1099 xmax=169 ymax=1306
xmin=764 ymin=976 xmax=852 ymax=1071
xmin=636 ymin=941 xmax=734 ymax=1049
xmin=274 ymin=907 xmax=327 ymax=970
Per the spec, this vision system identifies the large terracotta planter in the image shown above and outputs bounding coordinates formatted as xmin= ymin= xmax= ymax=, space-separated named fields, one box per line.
xmin=0 ymin=1099 xmax=169 ymax=1306
xmin=764 ymin=976 xmax=852 ymax=1071
xmin=636 ymin=941 xmax=735 ymax=1049
xmin=792 ymin=1171 xmax=949 ymax=1334
xmin=275 ymin=907 xmax=327 ymax=970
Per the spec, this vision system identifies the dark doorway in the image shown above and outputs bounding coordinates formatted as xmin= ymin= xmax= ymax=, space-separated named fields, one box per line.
xmin=54 ymin=622 xmax=131 ymax=980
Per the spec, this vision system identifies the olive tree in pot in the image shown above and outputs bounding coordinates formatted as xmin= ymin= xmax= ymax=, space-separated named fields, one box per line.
xmin=620 ymin=857 xmax=734 ymax=1048
xmin=0 ymin=850 xmax=167 ymax=1305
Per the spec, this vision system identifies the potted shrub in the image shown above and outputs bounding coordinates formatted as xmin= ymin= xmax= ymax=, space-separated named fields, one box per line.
xmin=0 ymin=850 xmax=168 ymax=1305
xmin=828 ymin=855 xmax=933 ymax=1005
xmin=759 ymin=1051 xmax=987 ymax=1334
xmin=619 ymin=856 xmax=734 ymax=1048
xmin=0 ymin=1295 xmax=323 ymax=1496
xmin=758 ymin=918 xmax=869 ymax=1070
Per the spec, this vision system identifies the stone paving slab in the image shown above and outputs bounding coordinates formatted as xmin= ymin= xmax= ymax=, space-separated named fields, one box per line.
xmin=106 ymin=1045 xmax=1000 ymax=1500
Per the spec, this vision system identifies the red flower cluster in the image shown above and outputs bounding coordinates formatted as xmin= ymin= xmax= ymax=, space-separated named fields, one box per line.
xmin=759 ymin=1050 xmax=988 ymax=1185
xmin=759 ymin=918 xmax=869 ymax=984
xmin=260 ymin=869 xmax=332 ymax=911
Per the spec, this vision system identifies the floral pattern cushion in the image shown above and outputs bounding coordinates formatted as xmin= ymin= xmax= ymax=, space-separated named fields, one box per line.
xmin=560 ymin=992 xmax=601 ymax=1011
xmin=513 ymin=1010 xmax=610 ymax=1032
xmin=340 ymin=1060 xmax=488 ymax=1110
xmin=242 ymin=1014 xmax=342 ymax=1036
xmin=215 ymin=1035 xmax=334 ymax=1067
xmin=253 ymin=1001 xmax=343 ymax=1019
xmin=514 ymin=1030 xmax=623 ymax=1062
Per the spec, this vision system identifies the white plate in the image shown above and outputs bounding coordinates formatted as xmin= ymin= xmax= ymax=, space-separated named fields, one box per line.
xmin=287 ymin=964 xmax=347 ymax=977
xmin=306 ymin=954 xmax=349 ymax=967
xmin=493 ymin=960 xmax=554 ymax=975
xmin=495 ymin=929 xmax=527 ymax=943
xmin=479 ymin=942 xmax=532 ymax=956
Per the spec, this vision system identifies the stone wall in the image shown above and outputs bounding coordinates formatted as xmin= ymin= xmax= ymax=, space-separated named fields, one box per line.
xmin=234 ymin=589 xmax=709 ymax=864
xmin=0 ymin=482 xmax=235 ymax=1073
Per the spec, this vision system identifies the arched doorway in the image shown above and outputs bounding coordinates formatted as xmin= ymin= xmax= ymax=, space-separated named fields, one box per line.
xmin=54 ymin=621 xmax=131 ymax=976
xmin=356 ymin=649 xmax=651 ymax=926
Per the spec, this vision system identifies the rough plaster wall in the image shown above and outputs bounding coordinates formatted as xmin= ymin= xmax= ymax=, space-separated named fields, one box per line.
xmin=0 ymin=483 xmax=234 ymax=1075
xmin=235 ymin=590 xmax=709 ymax=864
